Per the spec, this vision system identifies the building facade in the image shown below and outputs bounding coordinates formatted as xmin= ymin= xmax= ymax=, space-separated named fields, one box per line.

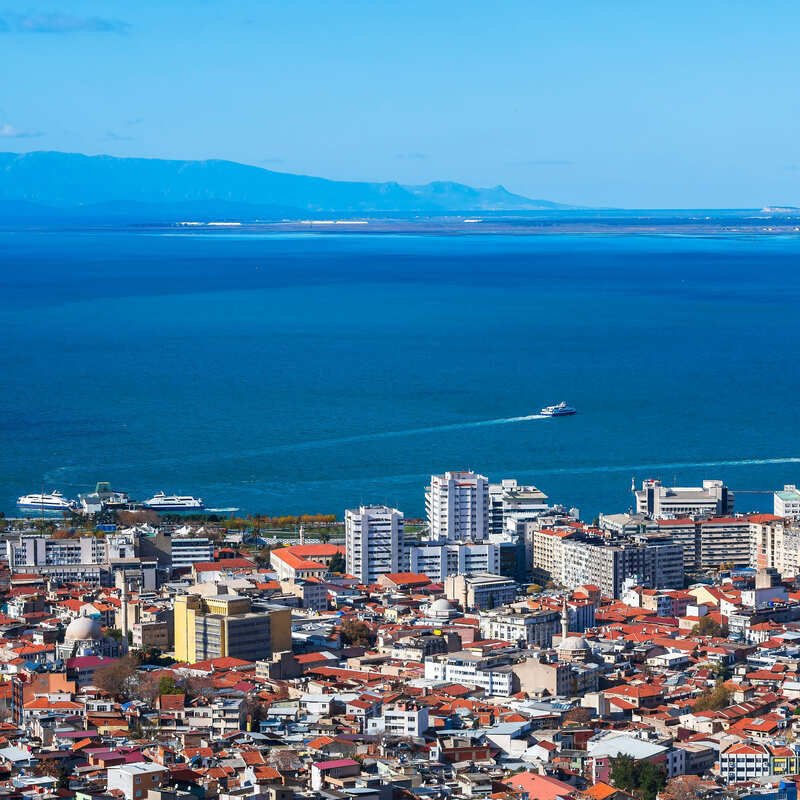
xmin=345 ymin=505 xmax=404 ymax=585
xmin=488 ymin=479 xmax=549 ymax=535
xmin=426 ymin=471 xmax=489 ymax=542
xmin=634 ymin=478 xmax=733 ymax=520
xmin=173 ymin=593 xmax=291 ymax=664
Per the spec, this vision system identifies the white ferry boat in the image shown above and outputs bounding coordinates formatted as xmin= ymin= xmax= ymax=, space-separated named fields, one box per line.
xmin=17 ymin=490 xmax=77 ymax=513
xmin=540 ymin=401 xmax=577 ymax=417
xmin=143 ymin=492 xmax=205 ymax=511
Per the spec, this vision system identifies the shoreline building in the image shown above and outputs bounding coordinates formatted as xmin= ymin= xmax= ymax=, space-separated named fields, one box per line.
xmin=426 ymin=471 xmax=489 ymax=542
xmin=775 ymin=485 xmax=800 ymax=519
xmin=634 ymin=478 xmax=733 ymax=520
xmin=345 ymin=505 xmax=404 ymax=585
xmin=488 ymin=479 xmax=550 ymax=535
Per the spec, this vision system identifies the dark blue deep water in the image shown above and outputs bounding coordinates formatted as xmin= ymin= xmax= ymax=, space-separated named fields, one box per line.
xmin=2 ymin=228 xmax=799 ymax=519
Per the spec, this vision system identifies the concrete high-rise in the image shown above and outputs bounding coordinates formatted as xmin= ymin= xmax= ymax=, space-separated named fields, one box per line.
xmin=426 ymin=471 xmax=489 ymax=541
xmin=345 ymin=505 xmax=404 ymax=585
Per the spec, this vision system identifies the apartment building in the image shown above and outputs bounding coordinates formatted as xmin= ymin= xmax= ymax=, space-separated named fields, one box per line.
xmin=560 ymin=538 xmax=684 ymax=598
xmin=7 ymin=535 xmax=108 ymax=568
xmin=107 ymin=763 xmax=168 ymax=800
xmin=345 ymin=505 xmax=404 ymax=585
xmin=634 ymin=478 xmax=733 ymax=520
xmin=423 ymin=651 xmax=515 ymax=697
xmin=408 ymin=541 xmax=499 ymax=583
xmin=719 ymin=742 xmax=798 ymax=784
xmin=775 ymin=485 xmax=800 ymax=518
xmin=530 ymin=526 xmax=575 ymax=582
xmin=697 ymin=518 xmax=751 ymax=569
xmin=653 ymin=519 xmax=700 ymax=570
xmin=367 ymin=702 xmax=430 ymax=737
xmin=751 ymin=515 xmax=799 ymax=575
xmin=479 ymin=608 xmax=561 ymax=647
xmin=426 ymin=471 xmax=489 ymax=542
xmin=488 ymin=479 xmax=549 ymax=535
xmin=170 ymin=537 xmax=214 ymax=571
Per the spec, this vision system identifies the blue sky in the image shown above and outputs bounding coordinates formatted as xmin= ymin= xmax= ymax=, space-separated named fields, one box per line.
xmin=1 ymin=0 xmax=798 ymax=207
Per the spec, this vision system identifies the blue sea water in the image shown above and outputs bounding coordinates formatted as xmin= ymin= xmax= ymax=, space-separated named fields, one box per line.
xmin=1 ymin=228 xmax=799 ymax=520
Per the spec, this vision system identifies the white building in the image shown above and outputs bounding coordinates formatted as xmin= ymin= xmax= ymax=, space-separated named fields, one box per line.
xmin=634 ymin=478 xmax=733 ymax=520
xmin=488 ymin=479 xmax=549 ymax=535
xmin=426 ymin=471 xmax=489 ymax=542
xmin=424 ymin=652 xmax=515 ymax=697
xmin=345 ymin=505 xmax=404 ymax=585
xmin=775 ymin=485 xmax=800 ymax=518
xmin=479 ymin=608 xmax=561 ymax=647
xmin=367 ymin=702 xmax=430 ymax=737
xmin=107 ymin=763 xmax=168 ymax=800
xmin=408 ymin=541 xmax=500 ymax=583
xmin=6 ymin=535 xmax=107 ymax=568
xmin=170 ymin=537 xmax=214 ymax=570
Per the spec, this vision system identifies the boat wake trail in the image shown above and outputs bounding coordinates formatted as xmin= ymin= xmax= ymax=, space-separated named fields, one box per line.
xmin=41 ymin=414 xmax=550 ymax=477
xmin=523 ymin=455 xmax=800 ymax=477
xmin=248 ymin=413 xmax=549 ymax=456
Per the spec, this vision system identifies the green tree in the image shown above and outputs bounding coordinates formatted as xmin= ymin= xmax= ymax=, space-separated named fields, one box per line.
xmin=340 ymin=620 xmax=374 ymax=647
xmin=609 ymin=754 xmax=666 ymax=800
xmin=254 ymin=545 xmax=272 ymax=567
xmin=691 ymin=615 xmax=728 ymax=637
xmin=57 ymin=766 xmax=70 ymax=790
xmin=712 ymin=661 xmax=731 ymax=681
xmin=328 ymin=551 xmax=346 ymax=572
xmin=92 ymin=654 xmax=140 ymax=698
xmin=157 ymin=674 xmax=182 ymax=695
xmin=527 ymin=584 xmax=542 ymax=595
xmin=693 ymin=679 xmax=731 ymax=712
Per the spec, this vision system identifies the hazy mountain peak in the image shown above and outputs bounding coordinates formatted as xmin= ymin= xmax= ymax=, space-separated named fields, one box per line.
xmin=0 ymin=151 xmax=578 ymax=219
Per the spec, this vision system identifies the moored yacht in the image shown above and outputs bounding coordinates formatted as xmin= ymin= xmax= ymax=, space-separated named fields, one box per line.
xmin=143 ymin=491 xmax=205 ymax=511
xmin=17 ymin=490 xmax=77 ymax=513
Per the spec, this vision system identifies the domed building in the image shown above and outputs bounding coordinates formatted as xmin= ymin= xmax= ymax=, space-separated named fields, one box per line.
xmin=57 ymin=613 xmax=122 ymax=659
xmin=424 ymin=597 xmax=457 ymax=621
xmin=557 ymin=597 xmax=591 ymax=663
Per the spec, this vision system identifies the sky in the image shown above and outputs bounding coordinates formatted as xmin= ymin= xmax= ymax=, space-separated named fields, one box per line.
xmin=1 ymin=0 xmax=799 ymax=208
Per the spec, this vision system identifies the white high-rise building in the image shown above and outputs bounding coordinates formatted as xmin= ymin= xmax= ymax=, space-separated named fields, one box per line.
xmin=408 ymin=542 xmax=500 ymax=583
xmin=426 ymin=471 xmax=489 ymax=542
xmin=775 ymin=485 xmax=800 ymax=519
xmin=345 ymin=505 xmax=404 ymax=585
xmin=488 ymin=479 xmax=550 ymax=535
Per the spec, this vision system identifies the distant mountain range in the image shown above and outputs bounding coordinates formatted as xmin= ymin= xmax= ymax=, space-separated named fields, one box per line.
xmin=0 ymin=151 xmax=577 ymax=221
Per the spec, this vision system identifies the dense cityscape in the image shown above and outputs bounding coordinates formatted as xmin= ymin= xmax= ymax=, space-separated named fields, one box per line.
xmin=0 ymin=473 xmax=797 ymax=800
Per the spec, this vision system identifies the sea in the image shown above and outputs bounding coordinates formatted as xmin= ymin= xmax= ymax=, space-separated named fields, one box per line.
xmin=2 ymin=223 xmax=800 ymax=521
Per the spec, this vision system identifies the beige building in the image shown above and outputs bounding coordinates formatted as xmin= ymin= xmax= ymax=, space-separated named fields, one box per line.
xmin=444 ymin=573 xmax=516 ymax=611
xmin=513 ymin=658 xmax=599 ymax=697
xmin=751 ymin=516 xmax=799 ymax=576
xmin=698 ymin=518 xmax=750 ymax=569
xmin=530 ymin=526 xmax=574 ymax=582
xmin=132 ymin=620 xmax=171 ymax=650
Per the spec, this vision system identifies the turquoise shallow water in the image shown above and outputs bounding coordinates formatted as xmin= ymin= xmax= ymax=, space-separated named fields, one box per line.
xmin=1 ymin=228 xmax=799 ymax=519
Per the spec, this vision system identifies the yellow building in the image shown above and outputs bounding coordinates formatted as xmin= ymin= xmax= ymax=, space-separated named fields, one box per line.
xmin=174 ymin=593 xmax=291 ymax=664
